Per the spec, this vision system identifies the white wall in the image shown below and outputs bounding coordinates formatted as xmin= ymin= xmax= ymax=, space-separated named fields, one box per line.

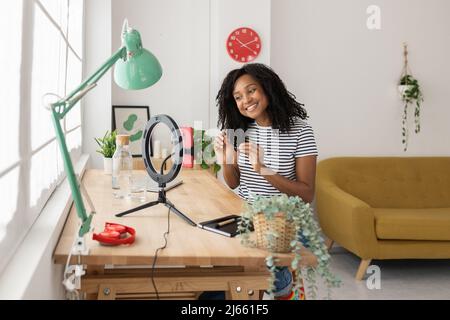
xmin=271 ymin=0 xmax=450 ymax=159
xmin=84 ymin=0 xmax=450 ymax=163
xmin=110 ymin=0 xmax=271 ymax=152
xmin=81 ymin=0 xmax=272 ymax=161
xmin=209 ymin=0 xmax=271 ymax=130
xmin=82 ymin=0 xmax=112 ymax=169
xmin=111 ymin=0 xmax=210 ymax=150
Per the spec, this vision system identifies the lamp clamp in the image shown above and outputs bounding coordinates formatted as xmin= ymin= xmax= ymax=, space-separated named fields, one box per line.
xmin=63 ymin=264 xmax=85 ymax=293
xmin=71 ymin=235 xmax=89 ymax=256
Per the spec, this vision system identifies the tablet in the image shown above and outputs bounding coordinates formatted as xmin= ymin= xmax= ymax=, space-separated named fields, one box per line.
xmin=198 ymin=215 xmax=254 ymax=237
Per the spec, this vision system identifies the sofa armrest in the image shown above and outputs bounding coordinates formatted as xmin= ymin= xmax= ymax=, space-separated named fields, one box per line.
xmin=316 ymin=182 xmax=378 ymax=259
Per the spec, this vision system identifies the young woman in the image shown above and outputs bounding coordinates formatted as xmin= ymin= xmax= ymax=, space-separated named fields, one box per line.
xmin=214 ymin=63 xmax=318 ymax=300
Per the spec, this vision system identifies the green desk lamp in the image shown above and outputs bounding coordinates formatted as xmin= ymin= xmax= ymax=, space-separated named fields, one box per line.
xmin=49 ymin=20 xmax=162 ymax=241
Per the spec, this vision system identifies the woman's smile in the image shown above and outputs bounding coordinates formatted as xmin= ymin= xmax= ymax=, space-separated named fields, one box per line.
xmin=245 ymin=103 xmax=258 ymax=112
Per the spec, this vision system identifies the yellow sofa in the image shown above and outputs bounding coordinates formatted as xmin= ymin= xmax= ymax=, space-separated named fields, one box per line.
xmin=316 ymin=157 xmax=450 ymax=280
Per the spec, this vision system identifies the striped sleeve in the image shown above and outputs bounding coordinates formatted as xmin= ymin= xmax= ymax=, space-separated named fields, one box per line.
xmin=294 ymin=124 xmax=318 ymax=157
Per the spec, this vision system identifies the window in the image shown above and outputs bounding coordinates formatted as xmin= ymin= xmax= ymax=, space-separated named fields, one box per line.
xmin=0 ymin=0 xmax=84 ymax=274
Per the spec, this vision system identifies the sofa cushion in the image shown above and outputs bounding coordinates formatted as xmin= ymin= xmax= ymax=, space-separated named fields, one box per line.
xmin=374 ymin=208 xmax=450 ymax=241
xmin=326 ymin=157 xmax=450 ymax=208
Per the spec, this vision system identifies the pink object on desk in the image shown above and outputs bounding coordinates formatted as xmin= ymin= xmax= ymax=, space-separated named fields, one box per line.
xmin=180 ymin=126 xmax=194 ymax=168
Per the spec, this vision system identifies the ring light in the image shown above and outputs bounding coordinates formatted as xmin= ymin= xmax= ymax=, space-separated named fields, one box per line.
xmin=115 ymin=114 xmax=196 ymax=227
xmin=141 ymin=115 xmax=182 ymax=186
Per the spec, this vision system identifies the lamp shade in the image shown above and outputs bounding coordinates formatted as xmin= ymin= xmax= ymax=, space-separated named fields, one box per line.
xmin=114 ymin=29 xmax=162 ymax=90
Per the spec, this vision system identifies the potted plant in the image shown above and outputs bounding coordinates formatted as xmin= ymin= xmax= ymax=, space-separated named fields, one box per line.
xmin=193 ymin=129 xmax=221 ymax=175
xmin=398 ymin=74 xmax=424 ymax=152
xmin=238 ymin=194 xmax=341 ymax=299
xmin=95 ymin=130 xmax=117 ymax=174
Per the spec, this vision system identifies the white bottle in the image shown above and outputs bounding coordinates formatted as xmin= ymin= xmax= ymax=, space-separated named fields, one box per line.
xmin=112 ymin=134 xmax=133 ymax=199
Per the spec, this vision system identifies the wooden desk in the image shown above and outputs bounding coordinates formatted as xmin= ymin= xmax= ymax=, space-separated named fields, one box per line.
xmin=53 ymin=169 xmax=316 ymax=300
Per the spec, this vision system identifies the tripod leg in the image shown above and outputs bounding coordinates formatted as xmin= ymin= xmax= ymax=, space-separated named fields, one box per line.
xmin=165 ymin=200 xmax=197 ymax=226
xmin=115 ymin=200 xmax=160 ymax=217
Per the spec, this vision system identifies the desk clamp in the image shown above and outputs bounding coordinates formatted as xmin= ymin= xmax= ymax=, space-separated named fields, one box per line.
xmin=62 ymin=175 xmax=96 ymax=298
xmin=62 ymin=237 xmax=88 ymax=299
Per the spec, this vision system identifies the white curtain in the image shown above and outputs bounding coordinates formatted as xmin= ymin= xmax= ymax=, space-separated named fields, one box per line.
xmin=0 ymin=0 xmax=84 ymax=274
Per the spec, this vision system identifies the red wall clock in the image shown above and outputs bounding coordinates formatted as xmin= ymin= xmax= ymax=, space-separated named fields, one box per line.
xmin=226 ymin=27 xmax=262 ymax=63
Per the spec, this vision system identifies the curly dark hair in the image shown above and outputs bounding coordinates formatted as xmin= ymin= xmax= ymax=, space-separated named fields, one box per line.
xmin=216 ymin=63 xmax=308 ymax=132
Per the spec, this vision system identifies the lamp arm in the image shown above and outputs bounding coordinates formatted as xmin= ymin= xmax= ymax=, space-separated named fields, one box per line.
xmin=53 ymin=47 xmax=127 ymax=118
xmin=49 ymin=46 xmax=126 ymax=237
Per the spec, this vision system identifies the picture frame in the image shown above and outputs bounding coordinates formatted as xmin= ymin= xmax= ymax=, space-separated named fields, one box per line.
xmin=112 ymin=105 xmax=151 ymax=157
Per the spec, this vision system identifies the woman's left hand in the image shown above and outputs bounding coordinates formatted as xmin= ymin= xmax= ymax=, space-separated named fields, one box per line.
xmin=238 ymin=142 xmax=265 ymax=173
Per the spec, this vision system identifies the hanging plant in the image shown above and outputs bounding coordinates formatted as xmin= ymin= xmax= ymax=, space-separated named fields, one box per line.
xmin=398 ymin=44 xmax=424 ymax=152
xmin=237 ymin=194 xmax=341 ymax=299
xmin=398 ymin=75 xmax=423 ymax=151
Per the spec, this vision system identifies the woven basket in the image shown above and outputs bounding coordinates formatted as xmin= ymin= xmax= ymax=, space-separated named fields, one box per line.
xmin=253 ymin=212 xmax=296 ymax=253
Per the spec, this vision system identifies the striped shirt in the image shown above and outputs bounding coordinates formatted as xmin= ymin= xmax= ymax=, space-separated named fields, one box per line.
xmin=237 ymin=118 xmax=318 ymax=203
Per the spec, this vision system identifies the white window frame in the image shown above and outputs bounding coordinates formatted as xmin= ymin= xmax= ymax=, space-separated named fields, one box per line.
xmin=0 ymin=0 xmax=85 ymax=276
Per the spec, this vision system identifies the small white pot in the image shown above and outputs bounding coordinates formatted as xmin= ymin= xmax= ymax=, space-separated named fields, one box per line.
xmin=398 ymin=85 xmax=414 ymax=99
xmin=103 ymin=157 xmax=113 ymax=175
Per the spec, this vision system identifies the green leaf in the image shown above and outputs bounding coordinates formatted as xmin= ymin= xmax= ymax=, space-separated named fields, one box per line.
xmin=200 ymin=163 xmax=210 ymax=169
xmin=213 ymin=163 xmax=221 ymax=174
xmin=94 ymin=130 xmax=117 ymax=158
xmin=241 ymin=194 xmax=341 ymax=298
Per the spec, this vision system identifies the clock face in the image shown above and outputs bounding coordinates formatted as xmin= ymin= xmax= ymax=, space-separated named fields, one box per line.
xmin=226 ymin=27 xmax=261 ymax=63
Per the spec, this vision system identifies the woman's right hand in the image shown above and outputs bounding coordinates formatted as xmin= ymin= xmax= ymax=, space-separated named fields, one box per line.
xmin=214 ymin=131 xmax=235 ymax=165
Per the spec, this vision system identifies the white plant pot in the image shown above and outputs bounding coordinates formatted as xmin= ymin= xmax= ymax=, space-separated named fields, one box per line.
xmin=398 ymin=85 xmax=414 ymax=99
xmin=103 ymin=157 xmax=113 ymax=175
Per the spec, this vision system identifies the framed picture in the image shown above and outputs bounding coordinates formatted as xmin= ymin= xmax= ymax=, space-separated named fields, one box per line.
xmin=112 ymin=105 xmax=151 ymax=157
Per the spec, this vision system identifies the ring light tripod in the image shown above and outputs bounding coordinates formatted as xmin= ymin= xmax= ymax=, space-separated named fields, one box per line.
xmin=115 ymin=114 xmax=196 ymax=226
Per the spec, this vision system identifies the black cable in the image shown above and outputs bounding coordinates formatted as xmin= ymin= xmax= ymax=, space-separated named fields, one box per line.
xmin=150 ymin=206 xmax=171 ymax=300
xmin=150 ymin=151 xmax=174 ymax=299
xmin=160 ymin=153 xmax=174 ymax=175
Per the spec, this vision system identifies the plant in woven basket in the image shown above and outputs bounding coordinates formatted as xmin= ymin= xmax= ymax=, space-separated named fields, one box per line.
xmin=237 ymin=194 xmax=341 ymax=299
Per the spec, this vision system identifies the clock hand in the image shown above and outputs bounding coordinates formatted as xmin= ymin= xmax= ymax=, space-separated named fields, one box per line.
xmin=235 ymin=38 xmax=246 ymax=47
xmin=235 ymin=38 xmax=257 ymax=55
xmin=240 ymin=39 xmax=257 ymax=47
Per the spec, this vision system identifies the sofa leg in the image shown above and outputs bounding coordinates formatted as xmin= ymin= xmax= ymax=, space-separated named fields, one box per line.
xmin=325 ymin=238 xmax=334 ymax=251
xmin=355 ymin=259 xmax=371 ymax=281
